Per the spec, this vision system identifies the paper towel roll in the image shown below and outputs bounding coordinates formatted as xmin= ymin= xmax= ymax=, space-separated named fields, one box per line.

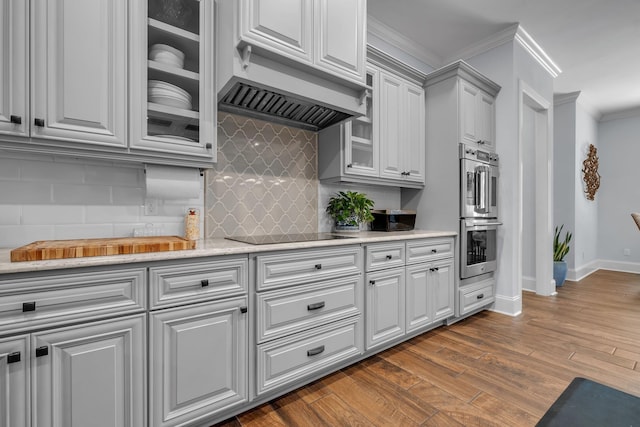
xmin=145 ymin=164 xmax=201 ymax=199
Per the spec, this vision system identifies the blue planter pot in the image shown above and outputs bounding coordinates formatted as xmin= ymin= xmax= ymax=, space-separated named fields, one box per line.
xmin=553 ymin=261 xmax=568 ymax=286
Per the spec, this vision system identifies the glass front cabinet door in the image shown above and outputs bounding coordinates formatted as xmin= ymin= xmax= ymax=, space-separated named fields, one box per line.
xmin=344 ymin=66 xmax=378 ymax=177
xmin=131 ymin=0 xmax=216 ymax=165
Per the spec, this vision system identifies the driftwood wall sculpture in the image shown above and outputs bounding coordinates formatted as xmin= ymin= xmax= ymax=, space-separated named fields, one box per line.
xmin=582 ymin=143 xmax=600 ymax=201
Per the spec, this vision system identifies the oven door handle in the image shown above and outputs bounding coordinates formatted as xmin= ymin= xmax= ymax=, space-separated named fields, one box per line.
xmin=476 ymin=166 xmax=490 ymax=213
xmin=464 ymin=221 xmax=503 ymax=230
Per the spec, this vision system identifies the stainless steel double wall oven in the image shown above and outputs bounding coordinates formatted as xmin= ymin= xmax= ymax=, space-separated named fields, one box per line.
xmin=459 ymin=143 xmax=500 ymax=280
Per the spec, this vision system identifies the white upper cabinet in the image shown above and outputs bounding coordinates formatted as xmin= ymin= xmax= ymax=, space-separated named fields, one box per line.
xmin=0 ymin=0 xmax=29 ymax=137
xmin=129 ymin=0 xmax=216 ymax=163
xmin=459 ymin=75 xmax=497 ymax=150
xmin=0 ymin=0 xmax=216 ymax=168
xmin=31 ymin=0 xmax=128 ymax=147
xmin=318 ymin=47 xmax=426 ymax=189
xmin=235 ymin=0 xmax=366 ymax=84
xmin=240 ymin=0 xmax=313 ymax=62
xmin=314 ymin=0 xmax=366 ymax=82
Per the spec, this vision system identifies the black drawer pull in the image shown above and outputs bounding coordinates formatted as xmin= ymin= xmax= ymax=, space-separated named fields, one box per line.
xmin=240 ymin=306 xmax=248 ymax=313
xmin=22 ymin=302 xmax=36 ymax=312
xmin=35 ymin=346 xmax=48 ymax=357
xmin=307 ymin=345 xmax=325 ymax=357
xmin=34 ymin=118 xmax=45 ymax=127
xmin=315 ymin=264 xmax=322 ymax=270
xmin=200 ymin=279 xmax=209 ymax=287
xmin=385 ymin=255 xmax=392 ymax=260
xmin=433 ymin=267 xmax=439 ymax=271
xmin=369 ymin=280 xmax=376 ymax=285
xmin=431 ymin=249 xmax=437 ymax=253
xmin=307 ymin=301 xmax=325 ymax=311
xmin=7 ymin=352 xmax=21 ymax=364
xmin=10 ymin=115 xmax=22 ymax=124
xmin=477 ymin=293 xmax=484 ymax=300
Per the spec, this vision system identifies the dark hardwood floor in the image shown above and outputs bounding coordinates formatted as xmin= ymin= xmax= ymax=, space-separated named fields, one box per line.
xmin=214 ymin=270 xmax=640 ymax=426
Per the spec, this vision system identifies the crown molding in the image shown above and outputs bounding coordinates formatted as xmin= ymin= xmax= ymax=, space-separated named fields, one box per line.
xmin=442 ymin=23 xmax=562 ymax=79
xmin=425 ymin=60 xmax=501 ymax=95
xmin=443 ymin=23 xmax=520 ymax=65
xmin=367 ymin=16 xmax=441 ymax=68
xmin=554 ymin=91 xmax=581 ymax=106
xmin=600 ymin=106 xmax=640 ymax=122
xmin=367 ymin=45 xmax=427 ymax=85
xmin=514 ymin=26 xmax=562 ymax=78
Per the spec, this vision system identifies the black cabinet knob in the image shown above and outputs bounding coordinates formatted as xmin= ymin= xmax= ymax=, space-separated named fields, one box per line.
xmin=205 ymin=143 xmax=212 ymax=149
xmin=240 ymin=306 xmax=248 ymax=313
xmin=477 ymin=293 xmax=484 ymax=300
xmin=10 ymin=115 xmax=22 ymax=124
xmin=22 ymin=302 xmax=36 ymax=312
xmin=369 ymin=280 xmax=376 ymax=285
xmin=35 ymin=346 xmax=49 ymax=357
xmin=346 ymin=163 xmax=353 ymax=168
xmin=385 ymin=255 xmax=392 ymax=260
xmin=7 ymin=352 xmax=21 ymax=364
xmin=34 ymin=118 xmax=45 ymax=127
xmin=315 ymin=264 xmax=322 ymax=270
xmin=431 ymin=249 xmax=437 ymax=253
xmin=200 ymin=279 xmax=209 ymax=287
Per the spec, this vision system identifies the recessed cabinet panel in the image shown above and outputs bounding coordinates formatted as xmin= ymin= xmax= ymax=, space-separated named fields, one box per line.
xmin=404 ymin=83 xmax=426 ymax=183
xmin=149 ymin=298 xmax=247 ymax=427
xmin=405 ymin=264 xmax=431 ymax=333
xmin=432 ymin=259 xmax=455 ymax=321
xmin=0 ymin=0 xmax=29 ymax=137
xmin=241 ymin=0 xmax=313 ymax=61
xmin=0 ymin=335 xmax=30 ymax=427
xmin=314 ymin=0 xmax=365 ymax=80
xmin=379 ymin=72 xmax=404 ymax=180
xmin=32 ymin=315 xmax=145 ymax=427
xmin=31 ymin=0 xmax=127 ymax=146
xmin=365 ymin=267 xmax=405 ymax=350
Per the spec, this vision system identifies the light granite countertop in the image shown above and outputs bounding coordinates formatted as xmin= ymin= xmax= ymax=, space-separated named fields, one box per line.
xmin=0 ymin=230 xmax=456 ymax=275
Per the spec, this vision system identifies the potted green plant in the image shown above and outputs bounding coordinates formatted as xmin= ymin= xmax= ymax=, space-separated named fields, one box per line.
xmin=326 ymin=191 xmax=374 ymax=231
xmin=553 ymin=225 xmax=572 ymax=286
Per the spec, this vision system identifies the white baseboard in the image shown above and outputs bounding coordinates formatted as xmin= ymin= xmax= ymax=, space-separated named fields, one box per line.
xmin=491 ymin=293 xmax=522 ymax=316
xmin=597 ymin=259 xmax=640 ymax=274
xmin=567 ymin=260 xmax=600 ymax=281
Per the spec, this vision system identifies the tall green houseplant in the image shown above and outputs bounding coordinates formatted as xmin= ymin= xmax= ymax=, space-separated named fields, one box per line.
xmin=553 ymin=225 xmax=572 ymax=286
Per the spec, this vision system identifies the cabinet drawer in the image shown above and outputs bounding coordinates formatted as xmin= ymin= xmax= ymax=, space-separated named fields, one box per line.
xmin=406 ymin=238 xmax=454 ymax=264
xmin=0 ymin=267 xmax=146 ymax=336
xmin=257 ymin=275 xmax=362 ymax=343
xmin=149 ymin=256 xmax=248 ymax=309
xmin=257 ymin=246 xmax=362 ymax=290
xmin=256 ymin=316 xmax=362 ymax=396
xmin=459 ymin=279 xmax=495 ymax=316
xmin=365 ymin=242 xmax=405 ymax=272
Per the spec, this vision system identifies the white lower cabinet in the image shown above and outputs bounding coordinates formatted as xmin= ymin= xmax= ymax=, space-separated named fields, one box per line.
xmin=405 ymin=258 xmax=455 ymax=334
xmin=0 ymin=335 xmax=30 ymax=427
xmin=365 ymin=267 xmax=405 ymax=350
xmin=32 ymin=314 xmax=146 ymax=427
xmin=365 ymin=238 xmax=455 ymax=350
xmin=149 ymin=297 xmax=248 ymax=427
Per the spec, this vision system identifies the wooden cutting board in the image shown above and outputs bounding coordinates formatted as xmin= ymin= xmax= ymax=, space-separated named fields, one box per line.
xmin=10 ymin=236 xmax=196 ymax=262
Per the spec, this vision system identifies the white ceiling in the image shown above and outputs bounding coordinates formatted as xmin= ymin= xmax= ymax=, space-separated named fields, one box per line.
xmin=368 ymin=0 xmax=640 ymax=117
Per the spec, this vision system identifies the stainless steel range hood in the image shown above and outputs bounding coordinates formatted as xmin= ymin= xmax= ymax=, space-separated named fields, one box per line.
xmin=217 ymin=45 xmax=369 ymax=132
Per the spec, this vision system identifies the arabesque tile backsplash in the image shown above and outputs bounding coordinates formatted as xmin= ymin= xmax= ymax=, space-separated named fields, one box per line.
xmin=205 ymin=112 xmax=318 ymax=238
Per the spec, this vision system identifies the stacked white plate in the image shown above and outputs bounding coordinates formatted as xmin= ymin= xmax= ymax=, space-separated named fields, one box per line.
xmin=148 ymin=80 xmax=192 ymax=110
xmin=149 ymin=44 xmax=185 ymax=69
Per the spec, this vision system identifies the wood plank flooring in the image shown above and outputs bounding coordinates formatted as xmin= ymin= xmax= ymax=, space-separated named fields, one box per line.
xmin=213 ymin=270 xmax=640 ymax=426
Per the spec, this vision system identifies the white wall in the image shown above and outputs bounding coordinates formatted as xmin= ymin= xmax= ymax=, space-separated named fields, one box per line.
xmin=597 ymin=112 xmax=640 ymax=266
xmin=0 ymin=152 xmax=203 ymax=248
xmin=522 ymin=103 xmax=537 ymax=289
xmin=553 ymin=98 xmax=576 ymax=270
xmin=573 ymin=101 xmax=599 ymax=274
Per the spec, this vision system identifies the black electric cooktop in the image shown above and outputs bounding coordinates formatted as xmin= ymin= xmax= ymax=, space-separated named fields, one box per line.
xmin=225 ymin=233 xmax=356 ymax=245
